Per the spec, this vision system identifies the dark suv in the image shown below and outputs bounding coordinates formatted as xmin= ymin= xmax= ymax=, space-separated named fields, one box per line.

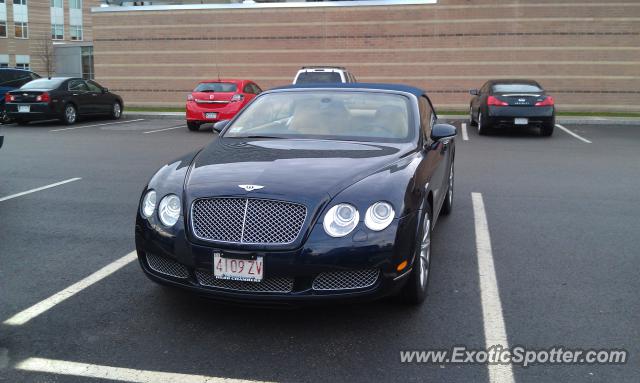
xmin=0 ymin=68 xmax=41 ymax=123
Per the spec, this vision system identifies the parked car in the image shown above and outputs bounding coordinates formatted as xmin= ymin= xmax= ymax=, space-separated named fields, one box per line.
xmin=5 ymin=77 xmax=123 ymax=125
xmin=469 ymin=79 xmax=555 ymax=136
xmin=293 ymin=66 xmax=357 ymax=84
xmin=136 ymin=83 xmax=456 ymax=305
xmin=0 ymin=68 xmax=41 ymax=123
xmin=186 ymin=79 xmax=262 ymax=132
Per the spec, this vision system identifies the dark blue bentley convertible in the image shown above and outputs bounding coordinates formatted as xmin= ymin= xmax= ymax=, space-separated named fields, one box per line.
xmin=135 ymin=83 xmax=456 ymax=305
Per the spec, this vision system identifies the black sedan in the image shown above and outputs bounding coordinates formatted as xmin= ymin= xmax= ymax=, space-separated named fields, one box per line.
xmin=469 ymin=79 xmax=555 ymax=136
xmin=136 ymin=83 xmax=456 ymax=305
xmin=5 ymin=77 xmax=123 ymax=125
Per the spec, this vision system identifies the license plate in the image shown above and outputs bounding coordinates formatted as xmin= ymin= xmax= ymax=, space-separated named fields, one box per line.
xmin=204 ymin=112 xmax=217 ymax=119
xmin=18 ymin=105 xmax=30 ymax=113
xmin=213 ymin=252 xmax=263 ymax=282
xmin=514 ymin=118 xmax=528 ymax=125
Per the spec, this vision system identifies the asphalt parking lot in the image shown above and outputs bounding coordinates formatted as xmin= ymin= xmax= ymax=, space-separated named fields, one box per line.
xmin=0 ymin=116 xmax=638 ymax=382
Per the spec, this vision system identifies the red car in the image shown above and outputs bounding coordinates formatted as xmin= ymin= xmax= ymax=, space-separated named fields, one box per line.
xmin=186 ymin=79 xmax=262 ymax=131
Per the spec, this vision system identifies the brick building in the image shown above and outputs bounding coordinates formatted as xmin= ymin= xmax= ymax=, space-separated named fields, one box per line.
xmin=35 ymin=1 xmax=640 ymax=111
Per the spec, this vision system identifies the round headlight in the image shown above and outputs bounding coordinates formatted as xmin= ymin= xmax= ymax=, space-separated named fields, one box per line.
xmin=323 ymin=203 xmax=359 ymax=237
xmin=365 ymin=201 xmax=395 ymax=231
xmin=141 ymin=190 xmax=156 ymax=219
xmin=158 ymin=194 xmax=181 ymax=227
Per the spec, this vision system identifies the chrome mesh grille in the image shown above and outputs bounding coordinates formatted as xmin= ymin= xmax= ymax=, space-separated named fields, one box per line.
xmin=312 ymin=269 xmax=380 ymax=291
xmin=146 ymin=253 xmax=189 ymax=279
xmin=195 ymin=270 xmax=294 ymax=293
xmin=191 ymin=198 xmax=306 ymax=245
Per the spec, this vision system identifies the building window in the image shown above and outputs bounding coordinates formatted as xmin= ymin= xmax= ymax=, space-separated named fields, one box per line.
xmin=69 ymin=0 xmax=82 ymax=9
xmin=70 ymin=25 xmax=82 ymax=40
xmin=51 ymin=23 xmax=63 ymax=40
xmin=16 ymin=55 xmax=30 ymax=70
xmin=81 ymin=46 xmax=93 ymax=79
xmin=14 ymin=0 xmax=27 ymax=5
xmin=50 ymin=0 xmax=62 ymax=7
xmin=15 ymin=21 xmax=28 ymax=39
xmin=0 ymin=21 xmax=6 ymax=38
xmin=0 ymin=54 xmax=8 ymax=68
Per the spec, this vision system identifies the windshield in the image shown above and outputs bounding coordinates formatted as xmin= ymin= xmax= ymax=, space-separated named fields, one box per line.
xmin=295 ymin=72 xmax=342 ymax=84
xmin=21 ymin=78 xmax=65 ymax=90
xmin=492 ymin=84 xmax=543 ymax=93
xmin=194 ymin=82 xmax=238 ymax=92
xmin=223 ymin=91 xmax=413 ymax=142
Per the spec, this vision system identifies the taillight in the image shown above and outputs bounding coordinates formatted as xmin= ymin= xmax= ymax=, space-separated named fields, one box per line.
xmin=487 ymin=96 xmax=508 ymax=106
xmin=36 ymin=92 xmax=50 ymax=102
xmin=535 ymin=96 xmax=554 ymax=107
xmin=231 ymin=94 xmax=244 ymax=102
xmin=5 ymin=93 xmax=15 ymax=103
xmin=187 ymin=94 xmax=194 ymax=101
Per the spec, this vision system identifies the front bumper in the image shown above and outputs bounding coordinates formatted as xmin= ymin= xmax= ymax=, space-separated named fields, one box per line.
xmin=186 ymin=101 xmax=243 ymax=123
xmin=135 ymin=212 xmax=419 ymax=305
xmin=487 ymin=106 xmax=555 ymax=128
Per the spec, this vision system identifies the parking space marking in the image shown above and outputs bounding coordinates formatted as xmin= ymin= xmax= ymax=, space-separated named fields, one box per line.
xmin=50 ymin=119 xmax=145 ymax=132
xmin=461 ymin=122 xmax=469 ymax=141
xmin=555 ymin=124 xmax=592 ymax=144
xmin=3 ymin=251 xmax=137 ymax=326
xmin=471 ymin=193 xmax=515 ymax=383
xmin=142 ymin=125 xmax=186 ymax=134
xmin=15 ymin=357 xmax=273 ymax=383
xmin=0 ymin=178 xmax=82 ymax=203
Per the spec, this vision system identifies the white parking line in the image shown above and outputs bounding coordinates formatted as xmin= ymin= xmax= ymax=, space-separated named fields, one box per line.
xmin=50 ymin=119 xmax=145 ymax=132
xmin=471 ymin=193 xmax=515 ymax=383
xmin=142 ymin=125 xmax=185 ymax=134
xmin=15 ymin=358 xmax=273 ymax=383
xmin=0 ymin=178 xmax=82 ymax=203
xmin=555 ymin=124 xmax=592 ymax=144
xmin=461 ymin=122 xmax=469 ymax=141
xmin=3 ymin=251 xmax=137 ymax=326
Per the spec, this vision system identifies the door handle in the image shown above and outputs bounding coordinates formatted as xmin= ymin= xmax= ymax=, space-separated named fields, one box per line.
xmin=72 ymin=93 xmax=79 ymax=96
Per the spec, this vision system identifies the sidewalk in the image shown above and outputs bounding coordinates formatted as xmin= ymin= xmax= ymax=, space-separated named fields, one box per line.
xmin=123 ymin=111 xmax=640 ymax=126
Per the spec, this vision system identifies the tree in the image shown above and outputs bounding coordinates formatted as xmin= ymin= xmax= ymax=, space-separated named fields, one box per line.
xmin=36 ymin=33 xmax=55 ymax=77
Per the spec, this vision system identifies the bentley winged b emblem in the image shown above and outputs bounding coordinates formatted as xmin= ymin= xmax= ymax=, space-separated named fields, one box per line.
xmin=238 ymin=184 xmax=264 ymax=192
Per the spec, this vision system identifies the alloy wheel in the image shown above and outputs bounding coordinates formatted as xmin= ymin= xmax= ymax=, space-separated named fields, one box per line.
xmin=478 ymin=113 xmax=482 ymax=134
xmin=447 ymin=163 xmax=454 ymax=206
xmin=113 ymin=103 xmax=121 ymax=118
xmin=65 ymin=105 xmax=76 ymax=124
xmin=419 ymin=216 xmax=431 ymax=288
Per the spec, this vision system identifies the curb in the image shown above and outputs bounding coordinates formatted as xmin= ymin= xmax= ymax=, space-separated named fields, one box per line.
xmin=440 ymin=115 xmax=640 ymax=126
xmin=124 ymin=112 xmax=184 ymax=120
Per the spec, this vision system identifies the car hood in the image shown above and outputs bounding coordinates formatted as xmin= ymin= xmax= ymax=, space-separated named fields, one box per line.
xmin=186 ymin=137 xmax=409 ymax=201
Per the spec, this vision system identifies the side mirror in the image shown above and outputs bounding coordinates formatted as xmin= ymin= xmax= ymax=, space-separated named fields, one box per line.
xmin=469 ymin=89 xmax=479 ymax=96
xmin=102 ymin=88 xmax=109 ymax=93
xmin=431 ymin=123 xmax=457 ymax=142
xmin=213 ymin=120 xmax=229 ymax=133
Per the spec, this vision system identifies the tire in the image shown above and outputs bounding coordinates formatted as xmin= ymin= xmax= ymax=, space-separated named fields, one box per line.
xmin=440 ymin=160 xmax=454 ymax=216
xmin=469 ymin=105 xmax=477 ymax=126
xmin=187 ymin=121 xmax=200 ymax=131
xmin=111 ymin=102 xmax=122 ymax=120
xmin=477 ymin=111 xmax=489 ymax=135
xmin=540 ymin=124 xmax=554 ymax=137
xmin=397 ymin=204 xmax=433 ymax=305
xmin=63 ymin=104 xmax=77 ymax=125
xmin=0 ymin=108 xmax=11 ymax=124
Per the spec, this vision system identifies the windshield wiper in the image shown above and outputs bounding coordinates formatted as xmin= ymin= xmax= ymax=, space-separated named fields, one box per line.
xmin=199 ymin=89 xmax=216 ymax=93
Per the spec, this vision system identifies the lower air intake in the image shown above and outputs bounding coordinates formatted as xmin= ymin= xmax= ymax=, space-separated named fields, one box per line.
xmin=146 ymin=253 xmax=189 ymax=279
xmin=312 ymin=269 xmax=379 ymax=291
xmin=195 ymin=270 xmax=294 ymax=293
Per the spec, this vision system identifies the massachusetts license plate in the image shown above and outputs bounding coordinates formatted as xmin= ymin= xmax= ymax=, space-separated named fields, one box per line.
xmin=213 ymin=252 xmax=263 ymax=282
xmin=204 ymin=112 xmax=218 ymax=119
xmin=18 ymin=105 xmax=30 ymax=113
xmin=514 ymin=118 xmax=528 ymax=125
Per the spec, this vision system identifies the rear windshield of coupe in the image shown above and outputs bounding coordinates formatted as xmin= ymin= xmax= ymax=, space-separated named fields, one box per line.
xmin=224 ymin=91 xmax=414 ymax=143
xmin=295 ymin=72 xmax=342 ymax=84
xmin=20 ymin=78 xmax=66 ymax=90
xmin=194 ymin=82 xmax=238 ymax=92
xmin=492 ymin=84 xmax=543 ymax=93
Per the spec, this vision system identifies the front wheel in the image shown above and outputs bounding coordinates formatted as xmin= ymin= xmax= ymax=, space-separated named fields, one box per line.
xmin=111 ymin=102 xmax=122 ymax=120
xmin=397 ymin=206 xmax=432 ymax=305
xmin=187 ymin=121 xmax=200 ymax=131
xmin=63 ymin=104 xmax=77 ymax=125
xmin=440 ymin=161 xmax=454 ymax=216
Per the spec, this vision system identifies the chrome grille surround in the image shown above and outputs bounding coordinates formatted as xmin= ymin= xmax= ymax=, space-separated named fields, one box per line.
xmin=195 ymin=270 xmax=294 ymax=293
xmin=191 ymin=197 xmax=307 ymax=245
xmin=146 ymin=253 xmax=189 ymax=279
xmin=312 ymin=269 xmax=380 ymax=291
